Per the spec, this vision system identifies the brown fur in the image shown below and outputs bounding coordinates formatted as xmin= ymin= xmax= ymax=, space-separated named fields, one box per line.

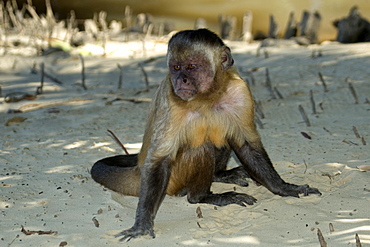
xmin=91 ymin=29 xmax=321 ymax=241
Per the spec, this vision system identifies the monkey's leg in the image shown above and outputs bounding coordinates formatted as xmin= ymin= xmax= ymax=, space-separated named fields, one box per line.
xmin=213 ymin=148 xmax=250 ymax=187
xmin=230 ymin=140 xmax=321 ymax=197
xmin=116 ymin=157 xmax=171 ymax=241
xmin=186 ymin=145 xmax=257 ymax=207
xmin=91 ymin=154 xmax=140 ymax=196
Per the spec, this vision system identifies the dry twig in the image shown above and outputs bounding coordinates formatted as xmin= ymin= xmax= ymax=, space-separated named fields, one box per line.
xmin=323 ymin=127 xmax=333 ymax=136
xmin=254 ymin=100 xmax=265 ymax=119
xmin=310 ymin=90 xmax=316 ymax=114
xmin=255 ymin=115 xmax=264 ymax=129
xmin=107 ymin=129 xmax=129 ymax=155
xmin=317 ymin=228 xmax=327 ymax=247
xmin=21 ymin=225 xmax=57 ymax=235
xmin=92 ymin=217 xmax=100 ymax=228
xmin=36 ymin=62 xmax=44 ymax=95
xmin=329 ymin=223 xmax=334 ymax=233
xmin=353 ymin=126 xmax=366 ymax=145
xmin=265 ymin=68 xmax=276 ymax=99
xmin=274 ymin=87 xmax=284 ymax=99
xmin=32 ymin=64 xmax=63 ymax=85
xmin=355 ymin=233 xmax=362 ymax=247
xmin=79 ymin=54 xmax=87 ymax=90
xmin=117 ymin=63 xmax=123 ymax=89
xmin=138 ymin=63 xmax=149 ymax=90
xmin=298 ymin=105 xmax=311 ymax=127
xmin=196 ymin=206 xmax=203 ymax=218
xmin=318 ymin=72 xmax=328 ymax=92
xmin=348 ymin=83 xmax=359 ymax=104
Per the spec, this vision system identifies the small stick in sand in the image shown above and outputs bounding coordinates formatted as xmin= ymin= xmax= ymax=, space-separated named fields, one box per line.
xmin=138 ymin=63 xmax=149 ymax=90
xmin=254 ymin=100 xmax=265 ymax=119
xmin=310 ymin=90 xmax=316 ymax=114
xmin=300 ymin=131 xmax=311 ymax=139
xmin=353 ymin=126 xmax=366 ymax=145
xmin=107 ymin=129 xmax=129 ymax=155
xmin=265 ymin=68 xmax=276 ymax=99
xmin=348 ymin=83 xmax=359 ymax=104
xmin=360 ymin=137 xmax=366 ymax=145
xmin=7 ymin=234 xmax=19 ymax=247
xmin=274 ymin=87 xmax=284 ymax=99
xmin=32 ymin=63 xmax=63 ymax=84
xmin=44 ymin=71 xmax=63 ymax=84
xmin=248 ymin=70 xmax=256 ymax=86
xmin=329 ymin=223 xmax=334 ymax=233
xmin=92 ymin=217 xmax=100 ymax=228
xmin=254 ymin=115 xmax=264 ymax=129
xmin=355 ymin=233 xmax=362 ymax=247
xmin=323 ymin=127 xmax=333 ymax=136
xmin=303 ymin=160 xmax=308 ymax=174
xmin=21 ymin=225 xmax=57 ymax=235
xmin=317 ymin=228 xmax=327 ymax=247
xmin=117 ymin=63 xmax=123 ymax=89
xmin=196 ymin=206 xmax=203 ymax=218
xmin=79 ymin=54 xmax=87 ymax=90
xmin=98 ymin=11 xmax=108 ymax=56
xmin=353 ymin=126 xmax=361 ymax=139
xmin=36 ymin=62 xmax=45 ymax=95
xmin=318 ymin=72 xmax=329 ymax=93
xmin=197 ymin=222 xmax=202 ymax=228
xmin=298 ymin=105 xmax=311 ymax=127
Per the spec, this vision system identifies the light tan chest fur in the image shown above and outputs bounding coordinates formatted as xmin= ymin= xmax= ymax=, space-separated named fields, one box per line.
xmin=156 ymin=79 xmax=258 ymax=159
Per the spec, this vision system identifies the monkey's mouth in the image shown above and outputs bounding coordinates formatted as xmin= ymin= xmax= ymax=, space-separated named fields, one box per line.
xmin=176 ymin=89 xmax=197 ymax=100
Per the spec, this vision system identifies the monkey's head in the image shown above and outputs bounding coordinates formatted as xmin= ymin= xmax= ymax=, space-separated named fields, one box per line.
xmin=167 ymin=29 xmax=234 ymax=101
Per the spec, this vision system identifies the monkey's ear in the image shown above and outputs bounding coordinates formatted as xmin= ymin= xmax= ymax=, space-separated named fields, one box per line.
xmin=221 ymin=47 xmax=234 ymax=71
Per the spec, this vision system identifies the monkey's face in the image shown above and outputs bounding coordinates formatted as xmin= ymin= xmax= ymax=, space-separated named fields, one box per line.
xmin=168 ymin=51 xmax=216 ymax=101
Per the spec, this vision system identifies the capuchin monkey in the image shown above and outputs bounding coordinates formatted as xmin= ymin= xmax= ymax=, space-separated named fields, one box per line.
xmin=91 ymin=29 xmax=321 ymax=241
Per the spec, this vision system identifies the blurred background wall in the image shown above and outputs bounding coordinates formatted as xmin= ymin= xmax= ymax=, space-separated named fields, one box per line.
xmin=14 ymin=0 xmax=370 ymax=41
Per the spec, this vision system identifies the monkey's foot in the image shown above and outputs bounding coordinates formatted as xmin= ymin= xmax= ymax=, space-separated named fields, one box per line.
xmin=214 ymin=166 xmax=250 ymax=187
xmin=196 ymin=191 xmax=257 ymax=207
xmin=277 ymin=184 xmax=322 ymax=197
xmin=115 ymin=224 xmax=155 ymax=242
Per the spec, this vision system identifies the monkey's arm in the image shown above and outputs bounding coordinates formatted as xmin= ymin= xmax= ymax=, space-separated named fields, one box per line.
xmin=116 ymin=81 xmax=173 ymax=241
xmin=213 ymin=166 xmax=250 ymax=187
xmin=116 ymin=156 xmax=171 ymax=241
xmin=213 ymin=147 xmax=250 ymax=187
xmin=230 ymin=140 xmax=321 ymax=197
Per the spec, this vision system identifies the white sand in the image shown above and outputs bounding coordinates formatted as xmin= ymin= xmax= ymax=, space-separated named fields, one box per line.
xmin=1 ymin=38 xmax=369 ymax=247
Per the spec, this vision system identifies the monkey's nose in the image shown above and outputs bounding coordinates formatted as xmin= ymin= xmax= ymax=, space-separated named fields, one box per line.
xmin=182 ymin=78 xmax=188 ymax=83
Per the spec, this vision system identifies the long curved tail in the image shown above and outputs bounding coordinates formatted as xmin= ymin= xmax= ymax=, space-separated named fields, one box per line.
xmin=91 ymin=154 xmax=141 ymax=196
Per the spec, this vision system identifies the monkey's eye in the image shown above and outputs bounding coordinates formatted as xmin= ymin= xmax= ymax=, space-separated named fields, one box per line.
xmin=173 ymin=65 xmax=181 ymax=71
xmin=187 ymin=64 xmax=196 ymax=70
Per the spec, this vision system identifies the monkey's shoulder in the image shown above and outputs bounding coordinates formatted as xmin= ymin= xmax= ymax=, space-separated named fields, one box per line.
xmin=215 ymin=79 xmax=253 ymax=111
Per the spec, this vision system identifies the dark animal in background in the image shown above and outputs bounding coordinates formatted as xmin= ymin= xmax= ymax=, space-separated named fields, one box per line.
xmin=333 ymin=6 xmax=370 ymax=43
xmin=91 ymin=28 xmax=321 ymax=241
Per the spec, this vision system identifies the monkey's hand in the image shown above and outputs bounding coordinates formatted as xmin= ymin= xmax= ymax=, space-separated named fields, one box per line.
xmin=214 ymin=166 xmax=250 ymax=187
xmin=115 ymin=223 xmax=155 ymax=242
xmin=273 ymin=183 xmax=322 ymax=198
xmin=197 ymin=191 xmax=257 ymax=207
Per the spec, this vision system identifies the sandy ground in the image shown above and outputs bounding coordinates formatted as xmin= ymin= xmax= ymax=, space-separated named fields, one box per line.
xmin=0 ymin=37 xmax=369 ymax=247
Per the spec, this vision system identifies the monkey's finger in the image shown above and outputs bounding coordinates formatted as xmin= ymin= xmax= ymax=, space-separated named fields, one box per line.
xmin=287 ymin=184 xmax=321 ymax=197
xmin=236 ymin=194 xmax=257 ymax=206
xmin=303 ymin=187 xmax=322 ymax=196
xmin=243 ymin=196 xmax=257 ymax=205
xmin=117 ymin=235 xmax=132 ymax=242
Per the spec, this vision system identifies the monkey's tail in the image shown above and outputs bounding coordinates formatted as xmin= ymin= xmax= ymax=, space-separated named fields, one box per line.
xmin=91 ymin=154 xmax=141 ymax=196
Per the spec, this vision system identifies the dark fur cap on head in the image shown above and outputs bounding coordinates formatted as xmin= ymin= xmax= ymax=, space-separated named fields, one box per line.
xmin=168 ymin=29 xmax=226 ymax=51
